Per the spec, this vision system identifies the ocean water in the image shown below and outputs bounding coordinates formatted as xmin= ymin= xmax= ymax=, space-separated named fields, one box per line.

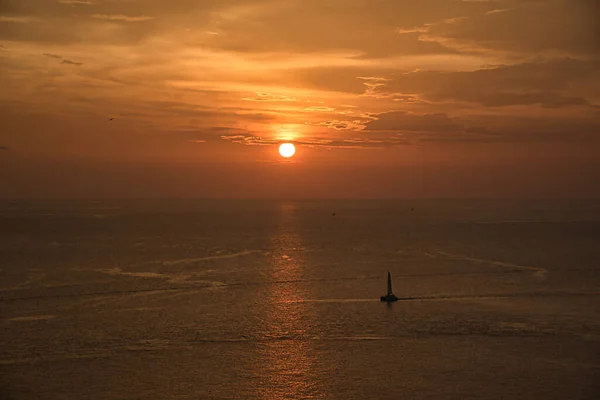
xmin=1 ymin=199 xmax=599 ymax=399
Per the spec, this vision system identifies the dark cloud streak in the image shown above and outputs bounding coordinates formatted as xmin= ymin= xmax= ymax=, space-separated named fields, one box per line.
xmin=61 ymin=59 xmax=83 ymax=66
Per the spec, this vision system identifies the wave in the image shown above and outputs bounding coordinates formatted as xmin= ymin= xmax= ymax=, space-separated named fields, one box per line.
xmin=0 ymin=284 xmax=221 ymax=303
xmin=431 ymin=250 xmax=548 ymax=278
xmin=476 ymin=220 xmax=546 ymax=224
xmin=7 ymin=315 xmax=56 ymax=322
xmin=97 ymin=268 xmax=227 ymax=287
xmin=100 ymin=268 xmax=165 ymax=279
xmin=113 ymin=306 xmax=165 ymax=313
xmin=286 ymin=298 xmax=375 ymax=303
xmin=161 ymin=250 xmax=264 ymax=266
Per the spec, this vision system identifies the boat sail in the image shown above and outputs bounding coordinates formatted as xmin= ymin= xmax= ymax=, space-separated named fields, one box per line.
xmin=380 ymin=271 xmax=399 ymax=302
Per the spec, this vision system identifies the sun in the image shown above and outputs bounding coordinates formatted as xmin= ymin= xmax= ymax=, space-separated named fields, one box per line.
xmin=278 ymin=143 xmax=296 ymax=158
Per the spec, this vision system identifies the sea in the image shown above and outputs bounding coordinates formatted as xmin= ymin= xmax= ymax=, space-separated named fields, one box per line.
xmin=1 ymin=199 xmax=599 ymax=399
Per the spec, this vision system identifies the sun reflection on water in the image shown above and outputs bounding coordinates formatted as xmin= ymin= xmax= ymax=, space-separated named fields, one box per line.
xmin=252 ymin=202 xmax=329 ymax=399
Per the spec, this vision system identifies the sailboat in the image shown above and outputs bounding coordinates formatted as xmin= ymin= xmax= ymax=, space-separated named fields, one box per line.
xmin=380 ymin=271 xmax=399 ymax=302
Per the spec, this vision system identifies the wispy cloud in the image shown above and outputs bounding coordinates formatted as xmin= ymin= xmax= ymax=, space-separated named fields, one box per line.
xmin=0 ymin=16 xmax=38 ymax=23
xmin=58 ymin=0 xmax=95 ymax=4
xmin=304 ymin=106 xmax=335 ymax=112
xmin=0 ymin=0 xmax=598 ymax=200
xmin=359 ymin=59 xmax=599 ymax=108
xmin=220 ymin=134 xmax=406 ymax=150
xmin=485 ymin=8 xmax=512 ymax=15
xmin=424 ymin=1 xmax=598 ymax=56
xmin=242 ymin=92 xmax=296 ymax=102
xmin=90 ymin=14 xmax=154 ymax=22
xmin=220 ymin=135 xmax=279 ymax=146
xmin=396 ymin=26 xmax=429 ymax=34
xmin=366 ymin=111 xmax=465 ymax=133
xmin=314 ymin=120 xmax=367 ymax=131
xmin=357 ymin=76 xmax=392 ymax=97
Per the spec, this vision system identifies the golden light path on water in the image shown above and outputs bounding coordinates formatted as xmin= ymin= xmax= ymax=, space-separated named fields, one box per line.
xmin=253 ymin=202 xmax=329 ymax=399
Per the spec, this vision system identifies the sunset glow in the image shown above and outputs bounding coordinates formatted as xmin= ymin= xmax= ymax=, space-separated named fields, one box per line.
xmin=0 ymin=1 xmax=598 ymax=198
xmin=2 ymin=3 xmax=600 ymax=397
xmin=278 ymin=143 xmax=296 ymax=158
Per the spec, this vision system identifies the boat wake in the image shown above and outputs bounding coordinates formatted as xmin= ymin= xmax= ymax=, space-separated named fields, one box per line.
xmin=282 ymin=289 xmax=600 ymax=304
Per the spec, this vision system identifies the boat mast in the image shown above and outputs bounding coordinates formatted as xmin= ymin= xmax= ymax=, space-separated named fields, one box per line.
xmin=387 ymin=271 xmax=392 ymax=295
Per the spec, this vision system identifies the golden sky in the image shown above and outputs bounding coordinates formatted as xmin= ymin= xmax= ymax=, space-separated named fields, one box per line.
xmin=1 ymin=0 xmax=599 ymax=197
